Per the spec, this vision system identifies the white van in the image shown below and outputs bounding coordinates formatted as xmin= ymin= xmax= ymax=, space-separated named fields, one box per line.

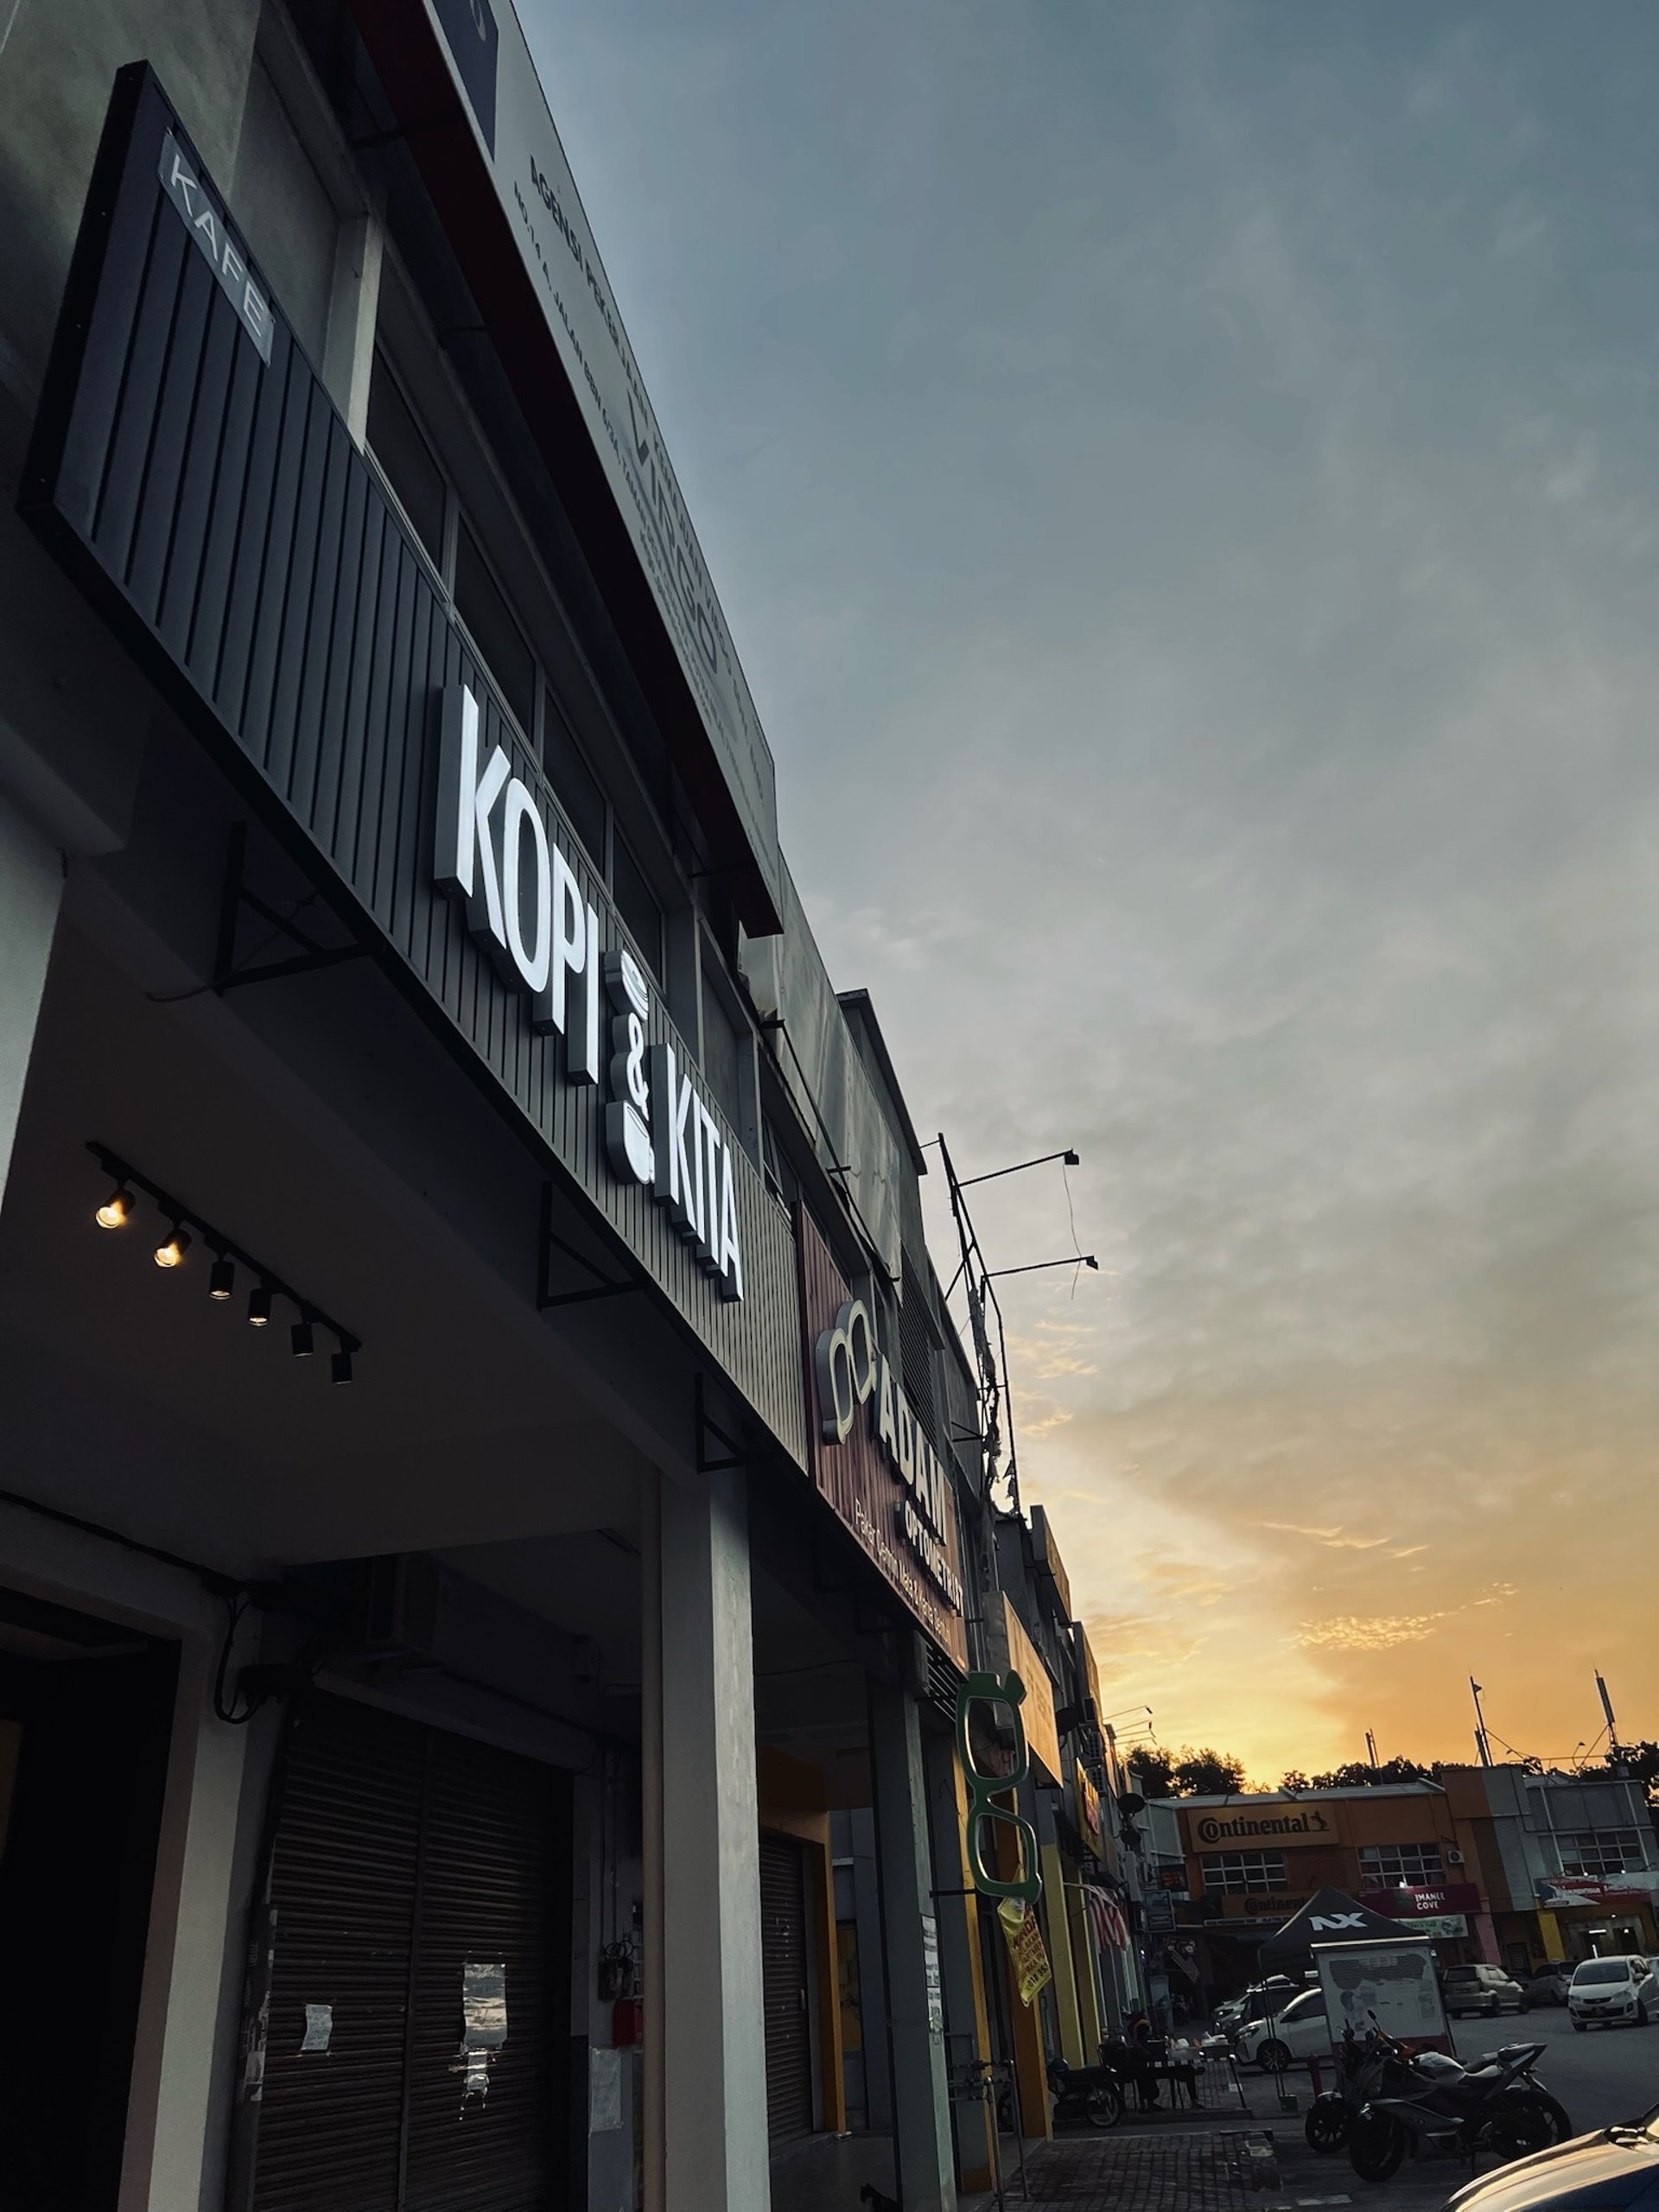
xmin=1567 ymin=1955 xmax=1659 ymax=2029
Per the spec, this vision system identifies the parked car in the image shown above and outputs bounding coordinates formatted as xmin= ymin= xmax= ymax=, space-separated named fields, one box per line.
xmin=1236 ymin=1988 xmax=1332 ymax=2072
xmin=1443 ymin=2106 xmax=1659 ymax=2212
xmin=1441 ymin=1964 xmax=1526 ymax=2018
xmin=1522 ymin=1967 xmax=1572 ymax=2009
xmin=1213 ymin=1976 xmax=1300 ymax=2034
xmin=1568 ymin=1955 xmax=1659 ymax=2030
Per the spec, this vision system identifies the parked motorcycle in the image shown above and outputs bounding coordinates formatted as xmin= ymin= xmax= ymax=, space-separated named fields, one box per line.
xmin=1346 ymin=2023 xmax=1573 ymax=2183
xmin=1046 ymin=2056 xmax=1126 ymax=2131
xmin=1305 ymin=2030 xmax=1413 ymax=2153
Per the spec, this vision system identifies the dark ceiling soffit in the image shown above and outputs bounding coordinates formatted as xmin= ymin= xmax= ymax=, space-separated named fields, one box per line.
xmin=341 ymin=0 xmax=784 ymax=938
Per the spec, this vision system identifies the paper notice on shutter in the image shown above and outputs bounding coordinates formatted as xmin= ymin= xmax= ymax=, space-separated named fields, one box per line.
xmin=461 ymin=1962 xmax=508 ymax=2047
xmin=301 ymin=2002 xmax=333 ymax=2053
xmin=588 ymin=2045 xmax=622 ymax=2132
xmin=460 ymin=1962 xmax=508 ymax=2100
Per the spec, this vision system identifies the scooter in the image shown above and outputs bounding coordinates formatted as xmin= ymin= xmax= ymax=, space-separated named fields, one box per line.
xmin=1347 ymin=2022 xmax=1572 ymax=2183
xmin=1046 ymin=2056 xmax=1126 ymax=2131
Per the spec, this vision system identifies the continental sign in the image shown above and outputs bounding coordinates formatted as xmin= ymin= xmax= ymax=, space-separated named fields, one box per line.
xmin=1190 ymin=1808 xmax=1333 ymax=1850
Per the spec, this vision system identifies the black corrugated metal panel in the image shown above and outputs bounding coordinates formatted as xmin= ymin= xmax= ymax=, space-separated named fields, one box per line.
xmin=759 ymin=1831 xmax=813 ymax=2146
xmin=253 ymin=1696 xmax=424 ymax=2212
xmin=404 ymin=1730 xmax=564 ymax=2210
xmin=899 ymin=1252 xmax=941 ymax=1450
xmin=21 ymin=64 xmax=807 ymax=1472
xmin=249 ymin=1693 xmax=569 ymax=2212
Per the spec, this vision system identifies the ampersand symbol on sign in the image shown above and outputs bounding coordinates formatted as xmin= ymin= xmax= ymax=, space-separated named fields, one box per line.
xmin=625 ymin=1012 xmax=648 ymax=1113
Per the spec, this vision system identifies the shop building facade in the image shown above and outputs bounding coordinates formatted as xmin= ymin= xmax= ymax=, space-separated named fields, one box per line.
xmin=1442 ymin=1764 xmax=1659 ymax=1973
xmin=0 ymin=5 xmax=1134 ymax=2209
xmin=1171 ymin=1783 xmax=1484 ymax=1999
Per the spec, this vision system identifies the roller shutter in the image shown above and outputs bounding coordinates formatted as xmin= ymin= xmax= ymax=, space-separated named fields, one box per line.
xmin=759 ymin=1830 xmax=814 ymax=2145
xmin=248 ymin=1692 xmax=568 ymax=2212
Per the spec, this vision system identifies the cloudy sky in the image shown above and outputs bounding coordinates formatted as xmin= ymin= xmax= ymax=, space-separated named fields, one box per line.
xmin=534 ymin=0 xmax=1659 ymax=1781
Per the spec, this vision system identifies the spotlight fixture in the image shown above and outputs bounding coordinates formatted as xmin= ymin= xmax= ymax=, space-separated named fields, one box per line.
xmin=86 ymin=1143 xmax=362 ymax=1389
xmin=153 ymin=1223 xmax=191 ymax=1269
xmin=94 ymin=1185 xmax=135 ymax=1230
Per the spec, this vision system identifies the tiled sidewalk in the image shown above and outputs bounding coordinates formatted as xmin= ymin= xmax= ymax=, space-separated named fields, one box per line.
xmin=1015 ymin=2128 xmax=1267 ymax=2208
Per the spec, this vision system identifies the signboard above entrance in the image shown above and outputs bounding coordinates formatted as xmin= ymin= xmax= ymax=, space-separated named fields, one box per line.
xmin=22 ymin=67 xmax=802 ymax=1462
xmin=1186 ymin=1805 xmax=1335 ymax=1851
xmin=797 ymin=1208 xmax=966 ymax=1665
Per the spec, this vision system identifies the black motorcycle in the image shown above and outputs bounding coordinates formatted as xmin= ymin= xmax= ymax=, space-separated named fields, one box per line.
xmin=1046 ymin=2056 xmax=1126 ymax=2130
xmin=1347 ymin=2024 xmax=1572 ymax=2183
xmin=1305 ymin=2030 xmax=1413 ymax=2154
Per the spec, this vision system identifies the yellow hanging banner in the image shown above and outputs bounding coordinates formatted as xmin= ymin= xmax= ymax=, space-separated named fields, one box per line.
xmin=997 ymin=1897 xmax=1052 ymax=2007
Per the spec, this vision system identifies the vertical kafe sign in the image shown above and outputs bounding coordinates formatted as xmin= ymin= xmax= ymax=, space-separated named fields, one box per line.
xmin=418 ymin=0 xmax=781 ymax=918
xmin=435 ymin=683 xmax=743 ymax=1300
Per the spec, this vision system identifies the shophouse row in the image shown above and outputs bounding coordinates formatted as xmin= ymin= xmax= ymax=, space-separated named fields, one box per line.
xmin=0 ymin=4 xmax=1154 ymax=2207
xmin=1153 ymin=1762 xmax=1659 ymax=2002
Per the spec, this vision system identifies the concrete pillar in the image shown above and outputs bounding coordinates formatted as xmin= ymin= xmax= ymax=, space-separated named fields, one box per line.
xmin=870 ymin=1679 xmax=956 ymax=2212
xmin=849 ymin=1808 xmax=893 ymax=2132
xmin=1039 ymin=1840 xmax=1084 ymax=2064
xmin=924 ymin=1730 xmax=995 ymax=2192
xmin=645 ymin=1467 xmax=769 ymax=2212
xmin=1068 ymin=1883 xmax=1103 ymax=2058
xmin=0 ymin=784 xmax=61 ymax=1199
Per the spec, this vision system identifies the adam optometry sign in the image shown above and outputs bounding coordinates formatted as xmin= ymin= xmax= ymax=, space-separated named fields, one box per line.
xmin=436 ymin=684 xmax=744 ymax=1300
xmin=815 ymin=1295 xmax=963 ymax=1611
xmin=797 ymin=1212 xmax=967 ymax=1664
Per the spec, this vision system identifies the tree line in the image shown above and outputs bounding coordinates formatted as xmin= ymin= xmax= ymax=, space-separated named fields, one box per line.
xmin=1123 ymin=1744 xmax=1659 ymax=1798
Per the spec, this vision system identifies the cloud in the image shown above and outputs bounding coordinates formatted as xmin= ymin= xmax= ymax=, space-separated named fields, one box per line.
xmin=1296 ymin=1615 xmax=1449 ymax=1653
xmin=1258 ymin=1523 xmax=1393 ymax=1552
xmin=540 ymin=0 xmax=1659 ymax=1774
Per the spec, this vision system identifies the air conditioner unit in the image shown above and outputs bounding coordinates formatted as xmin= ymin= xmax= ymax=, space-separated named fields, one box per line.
xmin=1447 ymin=1847 xmax=1465 ymax=1866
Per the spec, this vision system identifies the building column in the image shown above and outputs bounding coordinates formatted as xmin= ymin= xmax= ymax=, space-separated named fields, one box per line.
xmin=1039 ymin=1838 xmax=1084 ymax=2065
xmin=1068 ymin=1883 xmax=1103 ymax=2058
xmin=645 ymin=1466 xmax=769 ymax=2212
xmin=870 ymin=1679 xmax=956 ymax=2212
xmin=0 ymin=785 xmax=61 ymax=1202
xmin=924 ymin=1727 xmax=994 ymax=2191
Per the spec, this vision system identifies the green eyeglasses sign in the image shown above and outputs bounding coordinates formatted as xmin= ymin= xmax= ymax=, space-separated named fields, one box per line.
xmin=955 ymin=1669 xmax=1042 ymax=1908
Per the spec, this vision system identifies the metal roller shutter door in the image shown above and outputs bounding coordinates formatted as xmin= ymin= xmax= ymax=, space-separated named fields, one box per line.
xmin=249 ymin=1692 xmax=566 ymax=2212
xmin=759 ymin=1831 xmax=814 ymax=2145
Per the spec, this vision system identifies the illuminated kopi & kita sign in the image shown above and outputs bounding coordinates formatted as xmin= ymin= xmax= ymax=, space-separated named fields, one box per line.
xmin=435 ymin=682 xmax=744 ymax=1300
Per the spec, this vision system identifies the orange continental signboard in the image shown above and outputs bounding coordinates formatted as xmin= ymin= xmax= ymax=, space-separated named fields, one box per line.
xmin=1001 ymin=1597 xmax=1061 ymax=1783
xmin=1185 ymin=1804 xmax=1336 ymax=1851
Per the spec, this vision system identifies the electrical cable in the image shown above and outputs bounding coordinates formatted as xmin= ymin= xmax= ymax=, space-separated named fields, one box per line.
xmin=147 ymin=889 xmax=325 ymax=1005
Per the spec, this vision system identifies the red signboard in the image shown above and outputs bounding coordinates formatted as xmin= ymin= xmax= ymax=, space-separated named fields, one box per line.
xmin=796 ymin=1206 xmax=968 ymax=1664
xmin=1360 ymin=1885 xmax=1482 ymax=1919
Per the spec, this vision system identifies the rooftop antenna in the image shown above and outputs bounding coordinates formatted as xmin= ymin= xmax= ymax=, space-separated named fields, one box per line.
xmin=1596 ymin=1670 xmax=1618 ymax=1746
xmin=1470 ymin=1678 xmax=1493 ymax=1768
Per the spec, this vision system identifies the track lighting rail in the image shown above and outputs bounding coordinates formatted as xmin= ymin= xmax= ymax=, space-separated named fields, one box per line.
xmin=87 ymin=1141 xmax=361 ymax=1382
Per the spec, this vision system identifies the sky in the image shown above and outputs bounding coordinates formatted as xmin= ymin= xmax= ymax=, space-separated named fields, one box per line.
xmin=530 ymin=0 xmax=1659 ymax=1783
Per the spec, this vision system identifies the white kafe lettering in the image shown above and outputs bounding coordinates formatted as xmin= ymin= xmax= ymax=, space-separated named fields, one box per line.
xmin=158 ymin=132 xmax=273 ymax=363
xmin=435 ymin=683 xmax=742 ymax=1301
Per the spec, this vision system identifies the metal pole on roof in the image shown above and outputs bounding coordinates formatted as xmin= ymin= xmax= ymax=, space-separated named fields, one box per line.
xmin=1470 ymin=1680 xmax=1494 ymax=1768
